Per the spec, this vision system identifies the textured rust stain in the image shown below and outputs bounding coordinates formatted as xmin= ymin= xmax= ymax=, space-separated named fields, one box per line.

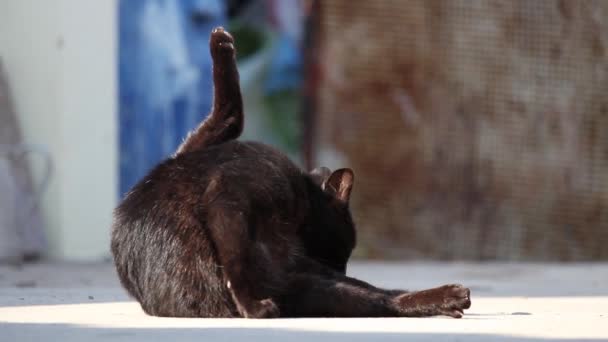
xmin=312 ymin=0 xmax=608 ymax=260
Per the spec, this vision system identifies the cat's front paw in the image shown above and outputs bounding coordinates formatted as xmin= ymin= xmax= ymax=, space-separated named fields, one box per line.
xmin=434 ymin=284 xmax=471 ymax=318
xmin=210 ymin=26 xmax=235 ymax=58
xmin=245 ymin=298 xmax=280 ymax=319
xmin=395 ymin=284 xmax=471 ymax=318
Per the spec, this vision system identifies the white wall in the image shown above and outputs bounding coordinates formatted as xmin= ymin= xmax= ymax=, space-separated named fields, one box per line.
xmin=0 ymin=0 xmax=117 ymax=261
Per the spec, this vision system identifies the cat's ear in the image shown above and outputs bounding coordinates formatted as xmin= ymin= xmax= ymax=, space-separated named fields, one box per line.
xmin=310 ymin=166 xmax=332 ymax=186
xmin=323 ymin=168 xmax=354 ymax=203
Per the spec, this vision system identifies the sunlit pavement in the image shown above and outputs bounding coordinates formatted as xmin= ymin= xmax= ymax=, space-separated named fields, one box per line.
xmin=1 ymin=262 xmax=607 ymax=341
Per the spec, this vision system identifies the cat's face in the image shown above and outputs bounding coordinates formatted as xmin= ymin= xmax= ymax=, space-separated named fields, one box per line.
xmin=307 ymin=167 xmax=356 ymax=274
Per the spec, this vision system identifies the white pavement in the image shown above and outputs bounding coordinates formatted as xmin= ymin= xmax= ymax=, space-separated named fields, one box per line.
xmin=1 ymin=261 xmax=607 ymax=341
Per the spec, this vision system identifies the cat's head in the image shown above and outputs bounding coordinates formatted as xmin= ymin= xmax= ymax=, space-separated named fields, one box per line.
xmin=306 ymin=167 xmax=356 ymax=274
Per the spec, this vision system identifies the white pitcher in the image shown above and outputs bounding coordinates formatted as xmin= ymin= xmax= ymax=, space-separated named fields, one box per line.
xmin=0 ymin=144 xmax=51 ymax=263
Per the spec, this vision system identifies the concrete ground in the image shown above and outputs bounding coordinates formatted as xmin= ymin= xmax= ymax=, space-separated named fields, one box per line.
xmin=0 ymin=261 xmax=607 ymax=341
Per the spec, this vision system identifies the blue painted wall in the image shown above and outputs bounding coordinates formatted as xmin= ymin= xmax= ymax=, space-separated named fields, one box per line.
xmin=119 ymin=0 xmax=226 ymax=196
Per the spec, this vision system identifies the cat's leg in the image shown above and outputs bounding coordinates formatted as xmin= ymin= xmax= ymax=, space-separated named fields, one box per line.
xmin=330 ymin=267 xmax=471 ymax=317
xmin=176 ymin=27 xmax=243 ymax=155
xmin=297 ymin=258 xmax=406 ymax=297
xmin=392 ymin=283 xmax=471 ymax=318
xmin=278 ymin=272 xmax=399 ymax=317
xmin=279 ymin=271 xmax=471 ymax=318
xmin=206 ymin=206 xmax=280 ymax=318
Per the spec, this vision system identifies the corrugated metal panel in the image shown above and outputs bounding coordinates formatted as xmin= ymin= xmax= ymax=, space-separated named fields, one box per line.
xmin=118 ymin=0 xmax=225 ymax=196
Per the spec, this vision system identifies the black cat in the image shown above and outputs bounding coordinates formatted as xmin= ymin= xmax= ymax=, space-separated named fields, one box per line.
xmin=111 ymin=27 xmax=471 ymax=319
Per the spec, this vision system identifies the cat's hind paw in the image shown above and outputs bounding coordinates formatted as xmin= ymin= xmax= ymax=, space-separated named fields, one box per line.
xmin=244 ymin=298 xmax=280 ymax=319
xmin=210 ymin=26 xmax=235 ymax=57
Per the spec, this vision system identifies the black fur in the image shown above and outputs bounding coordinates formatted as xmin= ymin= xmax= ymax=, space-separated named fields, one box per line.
xmin=111 ymin=27 xmax=471 ymax=318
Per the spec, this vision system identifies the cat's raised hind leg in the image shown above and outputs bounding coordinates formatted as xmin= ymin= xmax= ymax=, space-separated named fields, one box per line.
xmin=176 ymin=27 xmax=243 ymax=155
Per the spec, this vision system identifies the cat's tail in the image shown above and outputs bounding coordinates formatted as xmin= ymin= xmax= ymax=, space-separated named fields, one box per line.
xmin=175 ymin=27 xmax=244 ymax=156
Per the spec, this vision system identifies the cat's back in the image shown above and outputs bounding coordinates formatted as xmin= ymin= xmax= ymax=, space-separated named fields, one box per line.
xmin=180 ymin=140 xmax=308 ymax=216
xmin=116 ymin=140 xmax=307 ymax=224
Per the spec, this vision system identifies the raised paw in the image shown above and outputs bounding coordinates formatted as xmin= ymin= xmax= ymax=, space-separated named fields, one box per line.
xmin=244 ymin=298 xmax=280 ymax=319
xmin=210 ymin=26 xmax=235 ymax=58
